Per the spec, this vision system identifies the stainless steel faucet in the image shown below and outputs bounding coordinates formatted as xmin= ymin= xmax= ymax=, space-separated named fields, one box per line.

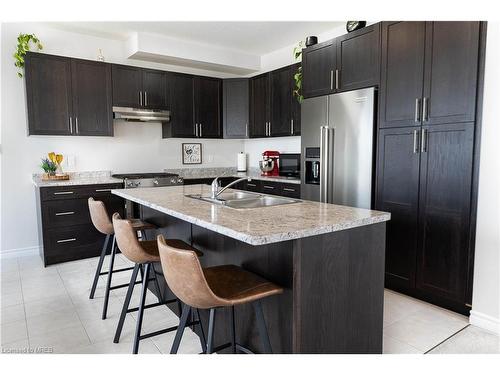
xmin=211 ymin=177 xmax=251 ymax=199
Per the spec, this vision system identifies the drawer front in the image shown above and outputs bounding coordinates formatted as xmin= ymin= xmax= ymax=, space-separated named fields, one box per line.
xmin=280 ymin=183 xmax=301 ymax=199
xmin=244 ymin=180 xmax=261 ymax=192
xmin=260 ymin=181 xmax=281 ymax=194
xmin=42 ymin=196 xmax=124 ymax=229
xmin=43 ymin=224 xmax=105 ymax=265
xmin=40 ymin=183 xmax=123 ymax=201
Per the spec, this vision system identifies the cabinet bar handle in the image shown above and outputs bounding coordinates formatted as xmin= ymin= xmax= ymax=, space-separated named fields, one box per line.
xmin=139 ymin=91 xmax=142 ymax=106
xmin=247 ymin=183 xmax=257 ymax=187
xmin=95 ymin=189 xmax=112 ymax=192
xmin=268 ymin=122 xmax=271 ymax=136
xmin=335 ymin=69 xmax=339 ymax=90
xmin=413 ymin=130 xmax=419 ymax=154
xmin=421 ymin=128 xmax=427 ymax=153
xmin=245 ymin=123 xmax=248 ymax=137
xmin=75 ymin=117 xmax=79 ymax=134
xmin=415 ymin=98 xmax=420 ymax=122
xmin=69 ymin=117 xmax=73 ymax=134
xmin=55 ymin=211 xmax=75 ymax=216
xmin=57 ymin=238 xmax=76 ymax=243
xmin=199 ymin=123 xmax=202 ymax=138
xmin=54 ymin=191 xmax=74 ymax=195
xmin=330 ymin=70 xmax=334 ymax=90
xmin=263 ymin=185 xmax=275 ymax=189
xmin=283 ymin=187 xmax=296 ymax=192
xmin=144 ymin=91 xmax=148 ymax=107
xmin=423 ymin=97 xmax=428 ymax=122
xmin=291 ymin=119 xmax=294 ymax=135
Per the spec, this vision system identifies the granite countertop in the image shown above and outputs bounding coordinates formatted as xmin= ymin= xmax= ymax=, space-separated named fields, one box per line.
xmin=165 ymin=167 xmax=301 ymax=185
xmin=111 ymin=184 xmax=390 ymax=246
xmin=32 ymin=171 xmax=122 ymax=187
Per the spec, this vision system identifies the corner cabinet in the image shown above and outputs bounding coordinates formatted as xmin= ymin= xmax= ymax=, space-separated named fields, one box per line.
xmin=25 ymin=52 xmax=113 ymax=136
xmin=376 ymin=21 xmax=484 ymax=314
xmin=302 ymin=23 xmax=380 ymax=98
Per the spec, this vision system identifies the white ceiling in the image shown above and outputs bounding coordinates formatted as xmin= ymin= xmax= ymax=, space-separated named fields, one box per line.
xmin=45 ymin=21 xmax=344 ymax=55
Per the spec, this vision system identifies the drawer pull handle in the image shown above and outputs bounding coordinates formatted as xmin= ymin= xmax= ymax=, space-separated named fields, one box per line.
xmin=57 ymin=238 xmax=77 ymax=243
xmin=55 ymin=211 xmax=75 ymax=216
xmin=263 ymin=185 xmax=275 ymax=189
xmin=54 ymin=191 xmax=74 ymax=195
xmin=283 ymin=188 xmax=296 ymax=192
xmin=247 ymin=183 xmax=257 ymax=187
xmin=95 ymin=189 xmax=112 ymax=192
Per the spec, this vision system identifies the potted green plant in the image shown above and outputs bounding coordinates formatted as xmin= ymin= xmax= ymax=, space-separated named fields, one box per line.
xmin=40 ymin=157 xmax=57 ymax=176
xmin=293 ymin=41 xmax=304 ymax=103
xmin=14 ymin=33 xmax=43 ymax=78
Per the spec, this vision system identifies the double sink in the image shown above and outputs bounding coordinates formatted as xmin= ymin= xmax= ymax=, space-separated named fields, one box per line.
xmin=186 ymin=190 xmax=301 ymax=209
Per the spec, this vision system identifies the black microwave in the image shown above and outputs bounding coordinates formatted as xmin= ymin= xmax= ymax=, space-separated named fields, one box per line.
xmin=279 ymin=153 xmax=301 ymax=178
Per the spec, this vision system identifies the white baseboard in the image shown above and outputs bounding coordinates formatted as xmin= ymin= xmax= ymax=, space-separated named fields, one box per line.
xmin=470 ymin=310 xmax=500 ymax=335
xmin=0 ymin=246 xmax=39 ymax=259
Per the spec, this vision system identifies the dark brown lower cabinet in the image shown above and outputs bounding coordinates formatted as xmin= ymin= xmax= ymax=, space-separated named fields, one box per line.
xmin=376 ymin=123 xmax=475 ymax=314
xmin=36 ymin=183 xmax=124 ymax=266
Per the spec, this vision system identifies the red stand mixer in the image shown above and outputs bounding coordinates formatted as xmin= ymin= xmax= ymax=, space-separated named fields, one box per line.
xmin=259 ymin=150 xmax=280 ymax=176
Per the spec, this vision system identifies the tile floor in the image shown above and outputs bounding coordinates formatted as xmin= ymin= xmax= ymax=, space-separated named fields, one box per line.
xmin=1 ymin=254 xmax=499 ymax=354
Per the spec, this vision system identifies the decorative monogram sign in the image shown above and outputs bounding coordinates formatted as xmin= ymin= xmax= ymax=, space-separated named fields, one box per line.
xmin=182 ymin=143 xmax=202 ymax=164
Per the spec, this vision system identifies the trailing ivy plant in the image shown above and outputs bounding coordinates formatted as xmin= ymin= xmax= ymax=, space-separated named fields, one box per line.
xmin=293 ymin=41 xmax=304 ymax=104
xmin=14 ymin=33 xmax=43 ymax=78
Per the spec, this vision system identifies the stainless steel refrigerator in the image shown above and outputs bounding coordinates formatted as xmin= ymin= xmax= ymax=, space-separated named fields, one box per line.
xmin=300 ymin=88 xmax=375 ymax=209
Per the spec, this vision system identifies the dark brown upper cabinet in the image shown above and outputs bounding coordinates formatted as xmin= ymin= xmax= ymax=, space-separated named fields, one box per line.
xmin=336 ymin=23 xmax=381 ymax=92
xmin=250 ymin=64 xmax=301 ymax=138
xmin=194 ymin=77 xmax=222 ymax=138
xmin=162 ymin=74 xmax=222 ymax=138
xmin=302 ymin=40 xmax=336 ymax=98
xmin=25 ymin=52 xmax=113 ymax=136
xmin=422 ymin=22 xmax=480 ymax=126
xmin=25 ymin=53 xmax=73 ymax=135
xmin=163 ymin=73 xmax=195 ymax=138
xmin=379 ymin=21 xmax=480 ymax=129
xmin=249 ymin=73 xmax=269 ymax=138
xmin=223 ymin=79 xmax=249 ymax=139
xmin=71 ymin=59 xmax=113 ymax=136
xmin=112 ymin=65 xmax=167 ymax=109
xmin=302 ymin=23 xmax=380 ymax=99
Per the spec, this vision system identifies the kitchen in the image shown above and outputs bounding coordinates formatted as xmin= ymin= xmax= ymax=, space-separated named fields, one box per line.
xmin=1 ymin=1 xmax=500 ymax=370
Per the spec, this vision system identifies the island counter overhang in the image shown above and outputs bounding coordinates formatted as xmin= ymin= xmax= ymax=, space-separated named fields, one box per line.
xmin=112 ymin=185 xmax=390 ymax=354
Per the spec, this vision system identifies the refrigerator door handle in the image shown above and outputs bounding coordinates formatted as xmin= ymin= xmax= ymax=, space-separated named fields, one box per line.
xmin=320 ymin=126 xmax=325 ymax=203
xmin=320 ymin=126 xmax=332 ymax=203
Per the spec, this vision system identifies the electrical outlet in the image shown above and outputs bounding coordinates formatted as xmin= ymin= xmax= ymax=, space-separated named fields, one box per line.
xmin=207 ymin=154 xmax=214 ymax=163
xmin=63 ymin=154 xmax=76 ymax=170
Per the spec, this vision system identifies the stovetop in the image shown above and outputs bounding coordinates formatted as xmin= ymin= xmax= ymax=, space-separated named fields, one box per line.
xmin=112 ymin=172 xmax=179 ymax=179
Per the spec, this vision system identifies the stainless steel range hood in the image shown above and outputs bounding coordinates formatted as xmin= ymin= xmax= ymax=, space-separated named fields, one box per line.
xmin=113 ymin=107 xmax=170 ymax=123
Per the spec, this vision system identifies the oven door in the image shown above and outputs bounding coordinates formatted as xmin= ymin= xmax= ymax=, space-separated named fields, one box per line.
xmin=279 ymin=154 xmax=301 ymax=178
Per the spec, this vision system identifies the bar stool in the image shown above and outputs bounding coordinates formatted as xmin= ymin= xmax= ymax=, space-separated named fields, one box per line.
xmin=112 ymin=213 xmax=205 ymax=354
xmin=157 ymin=234 xmax=284 ymax=354
xmin=88 ymin=197 xmax=156 ymax=320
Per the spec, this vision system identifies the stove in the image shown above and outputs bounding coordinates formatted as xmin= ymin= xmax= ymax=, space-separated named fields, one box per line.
xmin=112 ymin=172 xmax=184 ymax=189
xmin=112 ymin=172 xmax=184 ymax=218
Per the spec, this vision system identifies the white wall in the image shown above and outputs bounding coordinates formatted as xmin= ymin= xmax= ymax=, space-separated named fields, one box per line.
xmin=0 ymin=23 xmax=249 ymax=255
xmin=470 ymin=22 xmax=500 ymax=334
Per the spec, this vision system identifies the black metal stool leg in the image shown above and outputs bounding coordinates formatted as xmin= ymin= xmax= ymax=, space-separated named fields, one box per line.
xmin=170 ymin=303 xmax=191 ymax=354
xmin=114 ymin=263 xmax=140 ymax=343
xmin=206 ymin=308 xmax=216 ymax=354
xmin=101 ymin=234 xmax=117 ymax=320
xmin=195 ymin=308 xmax=207 ymax=353
xmin=133 ymin=263 xmax=150 ymax=354
xmin=151 ymin=265 xmax=163 ymax=303
xmin=253 ymin=301 xmax=272 ymax=354
xmin=89 ymin=234 xmax=110 ymax=299
xmin=230 ymin=306 xmax=236 ymax=353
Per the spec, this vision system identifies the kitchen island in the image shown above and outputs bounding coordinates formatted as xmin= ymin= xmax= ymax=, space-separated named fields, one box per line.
xmin=112 ymin=184 xmax=390 ymax=354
